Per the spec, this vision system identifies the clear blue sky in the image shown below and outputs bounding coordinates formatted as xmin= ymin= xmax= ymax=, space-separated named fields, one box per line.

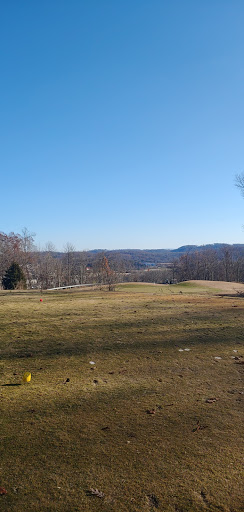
xmin=1 ymin=0 xmax=244 ymax=250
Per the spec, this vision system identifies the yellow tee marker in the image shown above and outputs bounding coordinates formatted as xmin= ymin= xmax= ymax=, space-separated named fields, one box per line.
xmin=23 ymin=372 xmax=31 ymax=383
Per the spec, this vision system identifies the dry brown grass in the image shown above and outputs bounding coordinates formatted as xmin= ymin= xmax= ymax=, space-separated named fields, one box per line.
xmin=0 ymin=282 xmax=243 ymax=511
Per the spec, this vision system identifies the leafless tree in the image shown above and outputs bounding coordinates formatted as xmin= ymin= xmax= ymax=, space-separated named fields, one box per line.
xmin=92 ymin=253 xmax=117 ymax=290
xmin=19 ymin=228 xmax=36 ymax=286
xmin=38 ymin=242 xmax=57 ymax=289
xmin=236 ymin=173 xmax=244 ymax=197
xmin=78 ymin=251 xmax=88 ymax=284
xmin=63 ymin=243 xmax=76 ymax=285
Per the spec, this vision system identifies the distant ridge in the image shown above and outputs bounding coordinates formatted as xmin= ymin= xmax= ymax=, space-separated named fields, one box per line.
xmin=44 ymin=244 xmax=244 ymax=269
xmin=172 ymin=243 xmax=244 ymax=253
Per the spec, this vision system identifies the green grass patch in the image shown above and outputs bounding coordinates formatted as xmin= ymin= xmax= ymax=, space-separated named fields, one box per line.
xmin=116 ymin=281 xmax=222 ymax=294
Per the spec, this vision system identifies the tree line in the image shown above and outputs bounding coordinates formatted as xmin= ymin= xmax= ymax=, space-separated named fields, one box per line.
xmin=0 ymin=230 xmax=123 ymax=290
xmin=2 ymin=229 xmax=244 ymax=290
xmin=173 ymin=246 xmax=244 ymax=283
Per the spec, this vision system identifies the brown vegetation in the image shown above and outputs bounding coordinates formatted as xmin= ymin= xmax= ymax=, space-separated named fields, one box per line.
xmin=0 ymin=282 xmax=243 ymax=511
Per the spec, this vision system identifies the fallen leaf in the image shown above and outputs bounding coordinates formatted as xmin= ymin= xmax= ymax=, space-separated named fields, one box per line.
xmin=192 ymin=420 xmax=208 ymax=432
xmin=87 ymin=488 xmax=105 ymax=498
xmin=0 ymin=488 xmax=7 ymax=495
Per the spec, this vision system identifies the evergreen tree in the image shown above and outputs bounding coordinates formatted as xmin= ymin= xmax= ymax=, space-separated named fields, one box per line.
xmin=2 ymin=262 xmax=26 ymax=290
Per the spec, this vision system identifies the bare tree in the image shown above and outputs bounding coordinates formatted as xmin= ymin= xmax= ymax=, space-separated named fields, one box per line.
xmin=38 ymin=242 xmax=57 ymax=289
xmin=19 ymin=228 xmax=36 ymax=286
xmin=236 ymin=173 xmax=244 ymax=197
xmin=63 ymin=243 xmax=76 ymax=285
xmin=78 ymin=251 xmax=88 ymax=284
xmin=92 ymin=254 xmax=117 ymax=290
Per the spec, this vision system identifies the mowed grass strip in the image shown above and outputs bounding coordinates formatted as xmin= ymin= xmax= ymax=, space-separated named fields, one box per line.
xmin=0 ymin=283 xmax=243 ymax=511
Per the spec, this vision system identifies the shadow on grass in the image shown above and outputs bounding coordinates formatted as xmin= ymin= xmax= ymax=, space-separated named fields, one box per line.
xmin=2 ymin=383 xmax=21 ymax=387
xmin=216 ymin=293 xmax=244 ymax=298
xmin=0 ymin=297 xmax=241 ymax=362
xmin=0 ymin=323 xmax=239 ymax=362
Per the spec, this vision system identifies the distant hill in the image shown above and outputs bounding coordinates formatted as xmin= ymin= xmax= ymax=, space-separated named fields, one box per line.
xmin=172 ymin=243 xmax=244 ymax=253
xmin=43 ymin=244 xmax=244 ymax=270
xmin=172 ymin=243 xmax=244 ymax=255
xmin=102 ymin=244 xmax=244 ymax=266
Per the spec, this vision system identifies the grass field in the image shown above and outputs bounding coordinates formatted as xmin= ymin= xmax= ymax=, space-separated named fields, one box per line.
xmin=0 ymin=282 xmax=243 ymax=511
xmin=116 ymin=282 xmax=223 ymax=294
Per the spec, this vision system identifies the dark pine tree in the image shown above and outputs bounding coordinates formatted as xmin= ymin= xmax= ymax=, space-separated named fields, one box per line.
xmin=2 ymin=262 xmax=26 ymax=290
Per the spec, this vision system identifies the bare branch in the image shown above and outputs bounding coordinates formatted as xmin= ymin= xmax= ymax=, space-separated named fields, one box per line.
xmin=235 ymin=173 xmax=244 ymax=197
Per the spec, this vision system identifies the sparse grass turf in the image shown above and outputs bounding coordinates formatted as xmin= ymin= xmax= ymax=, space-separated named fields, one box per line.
xmin=116 ymin=282 xmax=223 ymax=294
xmin=0 ymin=282 xmax=243 ymax=511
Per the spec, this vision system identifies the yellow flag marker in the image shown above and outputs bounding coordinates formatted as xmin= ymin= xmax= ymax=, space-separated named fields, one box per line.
xmin=23 ymin=372 xmax=31 ymax=383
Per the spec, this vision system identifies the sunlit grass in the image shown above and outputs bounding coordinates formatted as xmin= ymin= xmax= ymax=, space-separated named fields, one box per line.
xmin=0 ymin=283 xmax=243 ymax=511
xmin=116 ymin=282 xmax=223 ymax=294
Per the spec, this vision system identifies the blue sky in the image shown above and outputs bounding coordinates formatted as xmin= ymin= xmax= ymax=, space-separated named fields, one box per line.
xmin=1 ymin=0 xmax=244 ymax=250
